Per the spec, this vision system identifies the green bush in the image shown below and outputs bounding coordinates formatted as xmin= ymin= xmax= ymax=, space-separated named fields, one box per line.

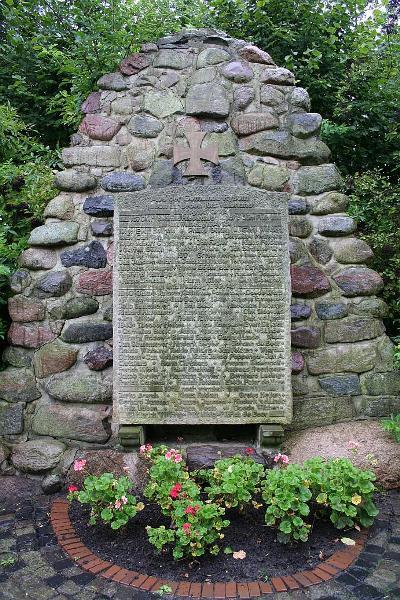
xmin=147 ymin=498 xmax=230 ymax=560
xmin=144 ymin=448 xmax=200 ymax=512
xmin=0 ymin=103 xmax=57 ymax=350
xmin=68 ymin=473 xmax=144 ymax=530
xmin=204 ymin=455 xmax=265 ymax=509
xmin=347 ymin=170 xmax=400 ymax=335
xmin=305 ymin=457 xmax=378 ymax=530
xmin=261 ymin=464 xmax=312 ymax=543
xmin=381 ymin=414 xmax=400 ymax=443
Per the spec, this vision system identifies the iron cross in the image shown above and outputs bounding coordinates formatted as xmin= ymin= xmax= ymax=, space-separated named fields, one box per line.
xmin=173 ymin=130 xmax=219 ymax=176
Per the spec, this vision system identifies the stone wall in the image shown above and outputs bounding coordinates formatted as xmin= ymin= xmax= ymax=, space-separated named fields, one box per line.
xmin=0 ymin=28 xmax=398 ymax=480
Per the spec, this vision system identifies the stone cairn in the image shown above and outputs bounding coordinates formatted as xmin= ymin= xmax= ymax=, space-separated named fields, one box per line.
xmin=0 ymin=28 xmax=398 ymax=486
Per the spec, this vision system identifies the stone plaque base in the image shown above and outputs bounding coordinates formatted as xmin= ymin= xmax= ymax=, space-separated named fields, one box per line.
xmin=114 ymin=186 xmax=292 ymax=426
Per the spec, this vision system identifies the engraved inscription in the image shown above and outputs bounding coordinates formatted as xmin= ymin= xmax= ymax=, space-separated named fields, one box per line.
xmin=114 ymin=186 xmax=292 ymax=425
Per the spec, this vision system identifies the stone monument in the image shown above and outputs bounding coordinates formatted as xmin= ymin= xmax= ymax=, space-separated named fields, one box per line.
xmin=0 ymin=28 xmax=398 ymax=478
xmin=114 ymin=186 xmax=291 ymax=444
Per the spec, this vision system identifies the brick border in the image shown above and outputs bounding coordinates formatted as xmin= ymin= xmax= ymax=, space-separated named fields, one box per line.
xmin=51 ymin=499 xmax=368 ymax=597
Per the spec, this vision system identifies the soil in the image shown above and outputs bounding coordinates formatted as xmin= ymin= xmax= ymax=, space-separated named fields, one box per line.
xmin=70 ymin=499 xmax=348 ymax=582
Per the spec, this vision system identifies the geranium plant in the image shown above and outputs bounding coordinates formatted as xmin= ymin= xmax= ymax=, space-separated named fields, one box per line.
xmin=67 ymin=460 xmax=144 ymax=530
xmin=147 ymin=498 xmax=230 ymax=560
xmin=144 ymin=448 xmax=200 ymax=512
xmin=204 ymin=455 xmax=265 ymax=509
xmin=261 ymin=464 xmax=312 ymax=543
xmin=305 ymin=457 xmax=379 ymax=529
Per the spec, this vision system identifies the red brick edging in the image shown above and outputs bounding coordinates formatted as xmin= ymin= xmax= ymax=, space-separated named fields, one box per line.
xmin=51 ymin=499 xmax=368 ymax=597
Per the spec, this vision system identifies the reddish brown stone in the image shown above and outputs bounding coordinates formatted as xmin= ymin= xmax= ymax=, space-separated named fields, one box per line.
xmin=291 ymin=265 xmax=331 ymax=297
xmin=76 ymin=270 xmax=113 ymax=296
xmin=34 ymin=340 xmax=78 ymax=378
xmin=84 ymin=346 xmax=113 ymax=371
xmin=8 ymin=322 xmax=56 ymax=348
xmin=238 ymin=44 xmax=275 ymax=64
xmin=81 ymin=91 xmax=101 ymax=113
xmin=8 ymin=296 xmax=45 ymax=322
xmin=291 ymin=351 xmax=305 ymax=374
xmin=79 ymin=115 xmax=121 ymax=141
xmin=291 ymin=326 xmax=321 ymax=349
xmin=333 ymin=267 xmax=384 ymax=297
xmin=119 ymin=53 xmax=152 ymax=75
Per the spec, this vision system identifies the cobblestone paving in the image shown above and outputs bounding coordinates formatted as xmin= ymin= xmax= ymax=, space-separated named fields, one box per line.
xmin=0 ymin=478 xmax=399 ymax=600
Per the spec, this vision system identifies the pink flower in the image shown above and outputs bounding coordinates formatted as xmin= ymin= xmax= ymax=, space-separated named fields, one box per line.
xmin=165 ymin=451 xmax=172 ymax=460
xmin=182 ymin=522 xmax=191 ymax=535
xmin=121 ymin=496 xmax=128 ymax=505
xmin=347 ymin=440 xmax=359 ymax=450
xmin=273 ymin=453 xmax=289 ymax=465
xmin=73 ymin=459 xmax=87 ymax=472
xmin=68 ymin=485 xmax=78 ymax=493
xmin=115 ymin=500 xmax=122 ymax=509
xmin=174 ymin=453 xmax=183 ymax=463
xmin=139 ymin=445 xmax=146 ymax=454
xmin=185 ymin=504 xmax=200 ymax=515
xmin=245 ymin=447 xmax=255 ymax=455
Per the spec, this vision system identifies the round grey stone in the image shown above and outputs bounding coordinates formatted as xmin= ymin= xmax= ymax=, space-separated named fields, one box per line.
xmin=91 ymin=220 xmax=113 ymax=237
xmin=45 ymin=371 xmax=112 ymax=404
xmin=54 ymin=170 xmax=97 ymax=192
xmin=221 ymin=61 xmax=253 ymax=82
xmin=308 ymin=237 xmax=333 ymax=264
xmin=29 ymin=222 xmax=79 ymax=247
xmin=34 ymin=271 xmax=72 ymax=298
xmin=0 ymin=402 xmax=24 ymax=435
xmin=60 ymin=241 xmax=107 ymax=269
xmin=12 ymin=439 xmax=66 ymax=473
xmin=101 ymin=172 xmax=145 ymax=192
xmin=2 ymin=346 xmax=34 ymax=368
xmin=233 ymin=86 xmax=255 ymax=110
xmin=127 ymin=114 xmax=164 ymax=138
xmin=318 ymin=216 xmax=356 ymax=236
xmin=51 ymin=297 xmax=99 ymax=320
xmin=290 ymin=304 xmax=311 ymax=321
xmin=315 ymin=302 xmax=348 ymax=320
xmin=62 ymin=322 xmax=113 ymax=343
xmin=186 ymin=83 xmax=230 ymax=117
xmin=318 ymin=374 xmax=361 ymax=396
xmin=83 ymin=195 xmax=114 ymax=216
xmin=41 ymin=473 xmax=63 ymax=494
xmin=97 ymin=72 xmax=128 ymax=91
xmin=288 ymin=198 xmax=308 ymax=215
xmin=10 ymin=270 xmax=31 ymax=293
xmin=0 ymin=368 xmax=41 ymax=403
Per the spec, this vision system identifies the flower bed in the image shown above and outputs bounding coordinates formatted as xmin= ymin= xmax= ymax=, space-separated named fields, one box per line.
xmin=60 ymin=445 xmax=378 ymax=590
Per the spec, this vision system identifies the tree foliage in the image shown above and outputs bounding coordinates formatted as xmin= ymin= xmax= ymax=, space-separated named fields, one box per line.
xmin=0 ymin=0 xmax=399 ymax=338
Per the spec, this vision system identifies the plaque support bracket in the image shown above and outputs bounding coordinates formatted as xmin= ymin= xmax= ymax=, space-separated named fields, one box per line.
xmin=257 ymin=424 xmax=285 ymax=448
xmin=118 ymin=425 xmax=146 ymax=449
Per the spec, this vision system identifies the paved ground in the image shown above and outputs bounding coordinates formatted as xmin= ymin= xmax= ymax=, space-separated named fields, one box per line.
xmin=0 ymin=477 xmax=399 ymax=600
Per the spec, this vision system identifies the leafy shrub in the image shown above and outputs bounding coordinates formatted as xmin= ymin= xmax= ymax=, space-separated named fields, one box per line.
xmin=0 ymin=103 xmax=57 ymax=351
xmin=204 ymin=455 xmax=265 ymax=509
xmin=144 ymin=448 xmax=200 ymax=512
xmin=348 ymin=170 xmax=400 ymax=336
xmin=381 ymin=414 xmax=400 ymax=443
xmin=147 ymin=498 xmax=230 ymax=560
xmin=305 ymin=457 xmax=378 ymax=529
xmin=68 ymin=473 xmax=144 ymax=530
xmin=261 ymin=464 xmax=312 ymax=543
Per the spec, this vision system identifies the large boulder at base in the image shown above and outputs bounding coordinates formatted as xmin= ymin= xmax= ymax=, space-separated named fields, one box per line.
xmin=0 ymin=368 xmax=41 ymax=403
xmin=12 ymin=439 xmax=66 ymax=473
xmin=32 ymin=403 xmax=111 ymax=443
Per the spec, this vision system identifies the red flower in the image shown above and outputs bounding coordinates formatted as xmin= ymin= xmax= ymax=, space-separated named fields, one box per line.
xmin=182 ymin=522 xmax=191 ymax=535
xmin=245 ymin=447 xmax=255 ymax=455
xmin=169 ymin=483 xmax=182 ymax=499
xmin=68 ymin=485 xmax=78 ymax=493
xmin=185 ymin=504 xmax=200 ymax=515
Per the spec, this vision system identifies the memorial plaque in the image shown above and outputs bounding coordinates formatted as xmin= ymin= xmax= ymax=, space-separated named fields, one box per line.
xmin=114 ymin=186 xmax=292 ymax=425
